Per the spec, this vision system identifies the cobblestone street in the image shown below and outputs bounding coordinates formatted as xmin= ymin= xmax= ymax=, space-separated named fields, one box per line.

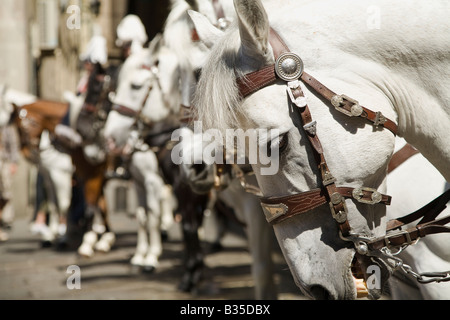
xmin=0 ymin=210 xmax=305 ymax=301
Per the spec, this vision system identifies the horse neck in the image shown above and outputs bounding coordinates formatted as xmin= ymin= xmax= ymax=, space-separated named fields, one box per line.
xmin=380 ymin=70 xmax=450 ymax=181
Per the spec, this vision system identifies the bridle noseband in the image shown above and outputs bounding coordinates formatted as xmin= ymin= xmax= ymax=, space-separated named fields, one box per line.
xmin=234 ymin=27 xmax=450 ymax=281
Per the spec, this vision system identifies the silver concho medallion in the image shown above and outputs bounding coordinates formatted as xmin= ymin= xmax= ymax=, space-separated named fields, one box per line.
xmin=275 ymin=53 xmax=304 ymax=82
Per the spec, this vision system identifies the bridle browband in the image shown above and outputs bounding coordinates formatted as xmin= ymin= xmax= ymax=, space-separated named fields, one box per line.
xmin=234 ymin=27 xmax=450 ymax=265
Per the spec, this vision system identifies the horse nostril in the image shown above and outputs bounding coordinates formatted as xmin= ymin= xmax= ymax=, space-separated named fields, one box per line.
xmin=310 ymin=285 xmax=332 ymax=300
xmin=192 ymin=163 xmax=206 ymax=174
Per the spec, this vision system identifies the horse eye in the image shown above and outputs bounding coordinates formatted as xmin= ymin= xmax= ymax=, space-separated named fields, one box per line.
xmin=268 ymin=133 xmax=289 ymax=155
xmin=131 ymin=83 xmax=142 ymax=90
xmin=194 ymin=68 xmax=202 ymax=82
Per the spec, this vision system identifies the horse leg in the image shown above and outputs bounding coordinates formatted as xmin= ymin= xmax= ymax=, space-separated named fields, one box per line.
xmin=131 ymin=206 xmax=149 ymax=267
xmin=95 ymin=192 xmax=116 ymax=253
xmin=77 ymin=203 xmax=98 ymax=258
xmin=37 ymin=169 xmax=59 ymax=246
xmin=241 ymin=194 xmax=278 ymax=300
xmin=220 ymin=178 xmax=278 ymax=300
xmin=78 ymin=176 xmax=103 ymax=257
xmin=178 ymin=189 xmax=207 ymax=293
xmin=142 ymin=174 xmax=163 ymax=273
xmin=49 ymin=166 xmax=73 ymax=249
xmin=159 ymin=184 xmax=176 ymax=240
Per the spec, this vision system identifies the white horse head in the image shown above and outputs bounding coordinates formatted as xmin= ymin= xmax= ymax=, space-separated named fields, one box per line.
xmin=163 ymin=0 xmax=235 ymax=107
xmin=192 ymin=0 xmax=450 ymax=299
xmin=104 ymin=34 xmax=179 ymax=152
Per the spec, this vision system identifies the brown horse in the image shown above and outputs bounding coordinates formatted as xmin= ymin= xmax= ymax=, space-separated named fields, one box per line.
xmin=12 ymin=99 xmax=113 ymax=255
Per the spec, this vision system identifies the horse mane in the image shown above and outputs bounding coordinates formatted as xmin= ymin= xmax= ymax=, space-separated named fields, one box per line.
xmin=193 ymin=29 xmax=246 ymax=133
xmin=163 ymin=0 xmax=197 ymax=70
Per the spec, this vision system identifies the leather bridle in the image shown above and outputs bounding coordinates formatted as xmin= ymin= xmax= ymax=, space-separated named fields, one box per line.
xmin=111 ymin=65 xmax=155 ymax=128
xmin=234 ymin=27 xmax=450 ymax=259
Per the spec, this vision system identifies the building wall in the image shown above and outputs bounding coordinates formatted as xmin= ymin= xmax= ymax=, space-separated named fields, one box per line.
xmin=0 ymin=0 xmax=33 ymax=93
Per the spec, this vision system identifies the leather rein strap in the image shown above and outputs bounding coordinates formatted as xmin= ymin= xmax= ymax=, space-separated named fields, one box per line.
xmin=235 ymin=28 xmax=450 ymax=247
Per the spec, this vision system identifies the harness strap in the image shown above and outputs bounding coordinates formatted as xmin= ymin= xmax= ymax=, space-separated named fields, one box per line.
xmin=112 ymin=82 xmax=153 ymax=126
xmin=388 ymin=143 xmax=420 ymax=174
xmin=261 ymin=187 xmax=392 ymax=226
xmin=387 ymin=188 xmax=450 ymax=231
xmin=368 ymin=189 xmax=450 ymax=250
xmin=236 ymin=30 xmax=398 ymax=135
xmin=112 ymin=104 xmax=139 ymax=118
xmin=370 ymin=218 xmax=450 ymax=251
xmin=288 ymin=81 xmax=352 ymax=235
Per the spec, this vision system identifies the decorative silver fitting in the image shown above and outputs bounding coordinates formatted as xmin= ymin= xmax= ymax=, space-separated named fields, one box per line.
xmin=329 ymin=196 xmax=348 ymax=224
xmin=331 ymin=94 xmax=363 ymax=117
xmin=352 ymin=187 xmax=383 ymax=205
xmin=356 ymin=241 xmax=369 ymax=255
xmin=217 ymin=18 xmax=232 ymax=31
xmin=276 ymin=53 xmax=304 ymax=82
xmin=330 ymin=192 xmax=344 ymax=205
xmin=374 ymin=112 xmax=387 ymax=128
xmin=303 ymin=121 xmax=317 ymax=136
xmin=287 ymin=81 xmax=308 ymax=108
xmin=323 ymin=171 xmax=337 ymax=186
xmin=261 ymin=203 xmax=289 ymax=224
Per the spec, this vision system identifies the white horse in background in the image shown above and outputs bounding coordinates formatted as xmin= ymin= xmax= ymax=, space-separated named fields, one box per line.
xmin=0 ymin=84 xmax=74 ymax=245
xmin=191 ymin=0 xmax=450 ymax=299
xmin=103 ymin=40 xmax=176 ymax=272
xmin=387 ymin=137 xmax=450 ymax=300
xmin=163 ymin=0 xmax=236 ymax=109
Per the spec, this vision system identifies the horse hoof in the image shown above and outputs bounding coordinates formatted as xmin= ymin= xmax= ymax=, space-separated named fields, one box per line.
xmin=78 ymin=245 xmax=94 ymax=258
xmin=178 ymin=278 xmax=194 ymax=293
xmin=130 ymin=255 xmax=145 ymax=267
xmin=95 ymin=232 xmax=115 ymax=252
xmin=143 ymin=266 xmax=155 ymax=274
xmin=41 ymin=240 xmax=53 ymax=248
xmin=161 ymin=230 xmax=169 ymax=242
xmin=56 ymin=239 xmax=68 ymax=251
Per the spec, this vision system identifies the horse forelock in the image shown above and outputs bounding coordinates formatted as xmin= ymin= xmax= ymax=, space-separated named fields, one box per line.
xmin=194 ymin=30 xmax=245 ymax=133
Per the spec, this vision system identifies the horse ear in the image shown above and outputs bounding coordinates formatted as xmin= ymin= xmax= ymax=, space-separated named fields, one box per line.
xmin=148 ymin=33 xmax=163 ymax=55
xmin=188 ymin=10 xmax=224 ymax=49
xmin=234 ymin=0 xmax=271 ymax=62
xmin=185 ymin=0 xmax=199 ymax=11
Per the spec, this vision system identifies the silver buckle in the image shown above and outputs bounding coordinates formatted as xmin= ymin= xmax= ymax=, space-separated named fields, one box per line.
xmin=329 ymin=193 xmax=348 ymax=224
xmin=352 ymin=187 xmax=383 ymax=205
xmin=331 ymin=94 xmax=363 ymax=117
